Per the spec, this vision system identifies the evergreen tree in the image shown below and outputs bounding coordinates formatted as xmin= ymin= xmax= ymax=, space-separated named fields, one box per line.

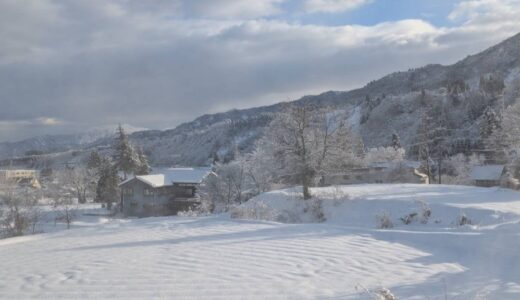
xmin=95 ymin=159 xmax=120 ymax=210
xmin=135 ymin=147 xmax=150 ymax=175
xmin=480 ymin=106 xmax=502 ymax=139
xmin=391 ymin=133 xmax=401 ymax=150
xmin=480 ymin=106 xmax=508 ymax=163
xmin=417 ymin=112 xmax=433 ymax=182
xmin=113 ymin=125 xmax=139 ymax=179
xmin=416 ymin=107 xmax=449 ymax=183
xmin=86 ymin=150 xmax=102 ymax=170
xmin=479 ymin=74 xmax=505 ymax=96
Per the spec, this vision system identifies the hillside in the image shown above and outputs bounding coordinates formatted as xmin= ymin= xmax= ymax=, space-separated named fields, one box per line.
xmin=130 ymin=31 xmax=520 ymax=165
xmin=3 ymin=32 xmax=520 ymax=167
xmin=2 ymin=184 xmax=520 ymax=299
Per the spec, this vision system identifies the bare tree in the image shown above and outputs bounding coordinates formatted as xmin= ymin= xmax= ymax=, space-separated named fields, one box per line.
xmin=0 ymin=179 xmax=40 ymax=238
xmin=52 ymin=194 xmax=77 ymax=230
xmin=58 ymin=167 xmax=93 ymax=204
xmin=202 ymin=162 xmax=246 ymax=211
xmin=257 ymin=104 xmax=361 ymax=199
xmin=241 ymin=145 xmax=276 ymax=195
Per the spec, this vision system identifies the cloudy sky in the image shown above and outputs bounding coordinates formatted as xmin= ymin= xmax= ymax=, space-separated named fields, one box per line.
xmin=1 ymin=0 xmax=520 ymax=142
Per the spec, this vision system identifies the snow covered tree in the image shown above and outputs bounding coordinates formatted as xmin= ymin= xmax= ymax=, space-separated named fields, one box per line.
xmin=365 ymin=147 xmax=405 ymax=165
xmin=415 ymin=104 xmax=450 ymax=184
xmin=480 ymin=106 xmax=502 ymax=139
xmin=241 ymin=144 xmax=276 ymax=195
xmin=391 ymin=133 xmax=401 ymax=150
xmin=61 ymin=167 xmax=91 ymax=204
xmin=52 ymin=193 xmax=77 ymax=230
xmin=135 ymin=147 xmax=150 ymax=175
xmin=95 ymin=159 xmax=120 ymax=210
xmin=480 ymin=106 xmax=508 ymax=163
xmin=416 ymin=112 xmax=433 ymax=182
xmin=257 ymin=104 xmax=361 ymax=199
xmin=0 ymin=180 xmax=39 ymax=237
xmin=479 ymin=73 xmax=505 ymax=96
xmin=86 ymin=150 xmax=103 ymax=170
xmin=202 ymin=162 xmax=245 ymax=211
xmin=443 ymin=154 xmax=485 ymax=185
xmin=114 ymin=125 xmax=139 ymax=180
xmin=502 ymin=101 xmax=520 ymax=150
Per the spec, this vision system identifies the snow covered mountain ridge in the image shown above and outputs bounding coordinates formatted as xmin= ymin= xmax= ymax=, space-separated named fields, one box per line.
xmin=2 ymin=32 xmax=520 ymax=167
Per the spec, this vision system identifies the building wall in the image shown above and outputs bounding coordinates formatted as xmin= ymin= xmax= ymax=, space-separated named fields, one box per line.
xmin=121 ymin=179 xmax=198 ymax=217
xmin=475 ymin=179 xmax=500 ymax=187
xmin=324 ymin=167 xmax=423 ymax=186
xmin=0 ymin=169 xmax=38 ymax=180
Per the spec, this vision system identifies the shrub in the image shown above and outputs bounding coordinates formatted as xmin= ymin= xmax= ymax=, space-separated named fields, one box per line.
xmin=230 ymin=201 xmax=280 ymax=221
xmin=305 ymin=198 xmax=326 ymax=223
xmin=400 ymin=212 xmax=417 ymax=225
xmin=355 ymin=285 xmax=396 ymax=300
xmin=375 ymin=288 xmax=397 ymax=300
xmin=399 ymin=200 xmax=431 ymax=225
xmin=376 ymin=211 xmax=393 ymax=229
xmin=457 ymin=213 xmax=472 ymax=226
xmin=416 ymin=200 xmax=431 ymax=224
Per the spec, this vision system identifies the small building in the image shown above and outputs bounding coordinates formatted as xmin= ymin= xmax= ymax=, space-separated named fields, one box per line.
xmin=0 ymin=169 xmax=41 ymax=188
xmin=471 ymin=165 xmax=505 ymax=187
xmin=323 ymin=161 xmax=426 ymax=186
xmin=119 ymin=168 xmax=212 ymax=217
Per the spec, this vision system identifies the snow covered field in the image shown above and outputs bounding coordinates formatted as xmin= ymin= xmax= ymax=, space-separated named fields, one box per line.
xmin=1 ymin=184 xmax=520 ymax=299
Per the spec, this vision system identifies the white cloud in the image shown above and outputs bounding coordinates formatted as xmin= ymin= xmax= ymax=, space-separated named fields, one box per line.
xmin=303 ymin=0 xmax=371 ymax=13
xmin=180 ymin=0 xmax=286 ymax=19
xmin=1 ymin=0 xmax=520 ymax=141
xmin=37 ymin=117 xmax=62 ymax=126
xmin=448 ymin=0 xmax=520 ymax=22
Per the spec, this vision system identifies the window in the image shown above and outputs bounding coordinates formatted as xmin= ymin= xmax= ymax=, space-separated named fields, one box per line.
xmin=144 ymin=188 xmax=155 ymax=196
xmin=176 ymin=187 xmax=194 ymax=197
xmin=158 ymin=187 xmax=173 ymax=196
xmin=123 ymin=187 xmax=134 ymax=196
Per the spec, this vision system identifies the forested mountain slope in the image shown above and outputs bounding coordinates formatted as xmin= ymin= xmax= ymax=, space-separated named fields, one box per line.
xmin=3 ymin=32 xmax=520 ymax=167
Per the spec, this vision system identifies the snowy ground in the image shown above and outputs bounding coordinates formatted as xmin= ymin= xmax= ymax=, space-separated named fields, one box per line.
xmin=41 ymin=203 xmax=113 ymax=232
xmin=1 ymin=184 xmax=520 ymax=299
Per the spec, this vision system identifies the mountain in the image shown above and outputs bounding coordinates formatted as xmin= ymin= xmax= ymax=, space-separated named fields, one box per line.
xmin=0 ymin=124 xmax=145 ymax=161
xmin=3 ymin=32 xmax=520 ymax=168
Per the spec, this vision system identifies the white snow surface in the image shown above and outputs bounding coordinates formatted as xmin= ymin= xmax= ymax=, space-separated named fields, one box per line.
xmin=470 ymin=165 xmax=505 ymax=180
xmin=2 ymin=184 xmax=520 ymax=299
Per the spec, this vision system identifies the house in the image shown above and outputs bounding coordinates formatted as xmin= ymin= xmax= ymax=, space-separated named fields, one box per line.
xmin=119 ymin=168 xmax=213 ymax=217
xmin=471 ymin=165 xmax=505 ymax=187
xmin=0 ymin=169 xmax=41 ymax=188
xmin=323 ymin=161 xmax=426 ymax=186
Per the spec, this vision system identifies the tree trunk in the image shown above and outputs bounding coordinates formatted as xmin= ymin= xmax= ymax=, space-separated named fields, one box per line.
xmin=77 ymin=190 xmax=86 ymax=204
xmin=302 ymin=174 xmax=312 ymax=200
xmin=438 ymin=158 xmax=442 ymax=184
xmin=303 ymin=185 xmax=311 ymax=200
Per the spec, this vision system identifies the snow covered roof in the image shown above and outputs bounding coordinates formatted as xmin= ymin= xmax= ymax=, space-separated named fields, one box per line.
xmin=120 ymin=167 xmax=213 ymax=188
xmin=471 ymin=165 xmax=505 ymax=181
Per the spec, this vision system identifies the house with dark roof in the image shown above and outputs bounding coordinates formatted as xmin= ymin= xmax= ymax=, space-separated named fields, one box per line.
xmin=119 ymin=168 xmax=213 ymax=217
